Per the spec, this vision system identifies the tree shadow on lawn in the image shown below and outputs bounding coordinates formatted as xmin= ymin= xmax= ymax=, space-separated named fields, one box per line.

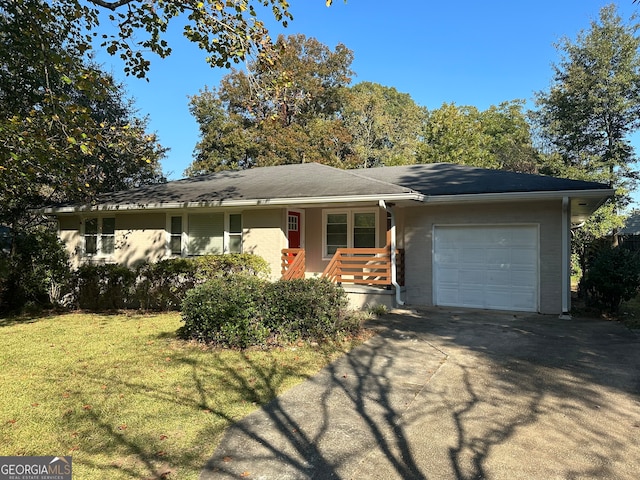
xmin=58 ymin=309 xmax=640 ymax=480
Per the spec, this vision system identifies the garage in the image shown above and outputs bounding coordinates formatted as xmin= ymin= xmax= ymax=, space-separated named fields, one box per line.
xmin=433 ymin=225 xmax=539 ymax=312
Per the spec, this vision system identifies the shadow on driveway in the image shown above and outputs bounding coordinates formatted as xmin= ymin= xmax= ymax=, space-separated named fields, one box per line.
xmin=201 ymin=308 xmax=640 ymax=480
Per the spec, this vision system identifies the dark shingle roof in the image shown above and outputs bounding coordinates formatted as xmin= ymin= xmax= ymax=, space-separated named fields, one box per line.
xmin=354 ymin=163 xmax=609 ymax=195
xmin=95 ymin=163 xmax=414 ymax=206
xmin=46 ymin=162 xmax=612 ymax=213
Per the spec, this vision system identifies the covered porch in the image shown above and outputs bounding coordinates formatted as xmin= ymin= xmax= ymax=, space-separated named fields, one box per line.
xmin=280 ymin=243 xmax=405 ymax=309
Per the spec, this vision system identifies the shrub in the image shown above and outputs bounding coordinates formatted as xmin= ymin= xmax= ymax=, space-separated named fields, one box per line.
xmin=263 ymin=278 xmax=353 ymax=342
xmin=179 ymin=275 xmax=269 ymax=347
xmin=583 ymin=246 xmax=640 ymax=313
xmin=192 ymin=253 xmax=270 ymax=280
xmin=75 ymin=264 xmax=137 ymax=311
xmin=179 ymin=277 xmax=357 ymax=348
xmin=0 ymin=229 xmax=71 ymax=314
xmin=136 ymin=258 xmax=198 ymax=310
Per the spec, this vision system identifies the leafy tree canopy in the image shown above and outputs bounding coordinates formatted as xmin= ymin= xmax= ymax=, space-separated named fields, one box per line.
xmin=0 ymin=0 xmax=166 ymax=231
xmin=418 ymin=101 xmax=539 ymax=173
xmin=187 ymin=34 xmax=356 ymax=174
xmin=534 ymin=4 xmax=640 ymax=284
xmin=20 ymin=0 xmax=300 ymax=79
xmin=342 ymin=82 xmax=425 ymax=168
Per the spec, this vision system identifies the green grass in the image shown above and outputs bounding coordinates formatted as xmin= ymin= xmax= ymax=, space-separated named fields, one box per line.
xmin=0 ymin=312 xmax=367 ymax=479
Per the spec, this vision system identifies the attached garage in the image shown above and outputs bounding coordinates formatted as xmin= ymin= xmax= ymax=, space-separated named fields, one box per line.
xmin=433 ymin=225 xmax=539 ymax=312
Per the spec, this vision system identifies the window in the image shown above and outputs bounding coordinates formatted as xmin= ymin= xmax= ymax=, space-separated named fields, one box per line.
xmin=84 ymin=217 xmax=115 ymax=256
xmin=228 ymin=214 xmax=243 ymax=254
xmin=326 ymin=213 xmax=348 ymax=255
xmin=168 ymin=213 xmax=242 ymax=256
xmin=170 ymin=216 xmax=182 ymax=255
xmin=323 ymin=209 xmax=377 ymax=258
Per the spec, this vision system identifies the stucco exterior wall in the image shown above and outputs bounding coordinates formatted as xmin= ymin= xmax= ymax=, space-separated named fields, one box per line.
xmin=114 ymin=213 xmax=166 ymax=267
xmin=58 ymin=215 xmax=83 ymax=269
xmin=242 ymin=209 xmax=287 ymax=280
xmin=401 ymin=199 xmax=562 ymax=314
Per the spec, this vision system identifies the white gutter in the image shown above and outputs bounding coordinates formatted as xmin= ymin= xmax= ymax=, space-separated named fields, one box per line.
xmin=379 ymin=199 xmax=404 ymax=306
xmin=43 ymin=192 xmax=424 ymax=214
xmin=423 ymin=188 xmax=614 ymax=204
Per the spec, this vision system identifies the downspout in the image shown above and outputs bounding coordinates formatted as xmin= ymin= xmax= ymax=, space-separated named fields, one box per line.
xmin=379 ymin=200 xmax=405 ymax=306
xmin=560 ymin=196 xmax=571 ymax=319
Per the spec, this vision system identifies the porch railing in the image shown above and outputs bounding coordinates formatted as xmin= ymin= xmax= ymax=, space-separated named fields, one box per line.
xmin=322 ymin=246 xmax=405 ymax=286
xmin=281 ymin=246 xmax=404 ymax=286
xmin=281 ymin=248 xmax=306 ymax=280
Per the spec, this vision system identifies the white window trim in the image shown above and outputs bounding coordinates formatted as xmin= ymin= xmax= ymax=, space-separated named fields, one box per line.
xmin=81 ymin=216 xmax=116 ymax=258
xmin=322 ymin=208 xmax=378 ymax=260
xmin=166 ymin=212 xmax=243 ymax=257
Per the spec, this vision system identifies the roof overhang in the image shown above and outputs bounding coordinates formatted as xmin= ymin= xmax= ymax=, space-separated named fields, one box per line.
xmin=43 ymin=192 xmax=425 ymax=214
xmin=423 ymin=188 xmax=614 ymax=223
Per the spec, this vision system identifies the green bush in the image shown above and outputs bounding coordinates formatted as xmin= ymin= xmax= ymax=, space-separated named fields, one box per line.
xmin=263 ymin=278 xmax=352 ymax=341
xmin=75 ymin=264 xmax=138 ymax=311
xmin=192 ymin=253 xmax=270 ymax=280
xmin=179 ymin=277 xmax=356 ymax=348
xmin=0 ymin=229 xmax=71 ymax=314
xmin=136 ymin=258 xmax=198 ymax=310
xmin=179 ymin=275 xmax=269 ymax=347
xmin=583 ymin=246 xmax=640 ymax=313
xmin=71 ymin=253 xmax=269 ymax=313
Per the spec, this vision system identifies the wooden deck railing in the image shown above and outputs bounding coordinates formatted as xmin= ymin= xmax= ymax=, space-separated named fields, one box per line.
xmin=281 ymin=248 xmax=306 ymax=280
xmin=321 ymin=246 xmax=405 ymax=286
xmin=281 ymin=246 xmax=404 ymax=286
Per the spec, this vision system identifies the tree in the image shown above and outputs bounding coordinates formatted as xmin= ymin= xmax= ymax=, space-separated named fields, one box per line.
xmin=418 ymin=103 xmax=495 ymax=168
xmin=535 ymin=5 xmax=640 ymax=295
xmin=187 ymin=34 xmax=355 ymax=174
xmin=342 ymin=82 xmax=425 ymax=168
xmin=536 ymin=4 xmax=640 ymax=266
xmin=0 ymin=1 xmax=166 ymax=230
xmin=8 ymin=0 xmax=298 ymax=79
xmin=536 ymin=4 xmax=640 ymax=208
xmin=417 ymin=100 xmax=540 ymax=172
xmin=0 ymin=0 xmax=166 ymax=311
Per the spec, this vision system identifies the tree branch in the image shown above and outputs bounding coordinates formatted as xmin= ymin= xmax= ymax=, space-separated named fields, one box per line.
xmin=87 ymin=0 xmax=138 ymax=11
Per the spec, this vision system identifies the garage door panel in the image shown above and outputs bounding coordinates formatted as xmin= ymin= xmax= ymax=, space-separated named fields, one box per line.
xmin=434 ymin=225 xmax=538 ymax=312
xmin=436 ymin=248 xmax=459 ymax=265
xmin=486 ymin=269 xmax=510 ymax=286
xmin=461 ymin=248 xmax=486 ymax=264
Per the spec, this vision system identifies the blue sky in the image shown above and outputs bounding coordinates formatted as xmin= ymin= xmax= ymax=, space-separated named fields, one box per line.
xmin=96 ymin=1 xmax=639 ymax=180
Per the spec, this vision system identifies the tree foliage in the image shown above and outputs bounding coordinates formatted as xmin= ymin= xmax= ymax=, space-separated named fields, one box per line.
xmin=418 ymin=101 xmax=539 ymax=173
xmin=13 ymin=0 xmax=299 ymax=79
xmin=0 ymin=0 xmax=167 ymax=231
xmin=187 ymin=34 xmax=356 ymax=174
xmin=535 ymin=5 xmax=640 ymax=279
xmin=342 ymin=82 xmax=425 ymax=168
xmin=535 ymin=4 xmax=640 ymax=204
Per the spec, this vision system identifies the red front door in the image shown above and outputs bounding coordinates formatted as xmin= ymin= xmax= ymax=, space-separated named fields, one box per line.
xmin=287 ymin=211 xmax=301 ymax=249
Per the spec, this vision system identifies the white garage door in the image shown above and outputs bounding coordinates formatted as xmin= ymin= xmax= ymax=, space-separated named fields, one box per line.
xmin=434 ymin=225 xmax=538 ymax=312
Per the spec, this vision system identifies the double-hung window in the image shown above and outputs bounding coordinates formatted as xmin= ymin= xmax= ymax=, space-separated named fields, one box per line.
xmin=168 ymin=212 xmax=242 ymax=256
xmin=84 ymin=217 xmax=115 ymax=257
xmin=323 ymin=209 xmax=377 ymax=258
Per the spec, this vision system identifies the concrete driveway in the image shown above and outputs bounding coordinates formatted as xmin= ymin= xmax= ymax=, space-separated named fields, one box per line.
xmin=201 ymin=308 xmax=640 ymax=479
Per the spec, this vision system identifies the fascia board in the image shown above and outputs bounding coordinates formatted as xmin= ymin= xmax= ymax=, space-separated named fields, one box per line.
xmin=43 ymin=192 xmax=424 ymax=214
xmin=423 ymin=189 xmax=614 ymax=204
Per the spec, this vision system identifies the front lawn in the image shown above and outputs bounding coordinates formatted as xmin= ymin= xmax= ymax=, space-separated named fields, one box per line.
xmin=0 ymin=313 xmax=367 ymax=479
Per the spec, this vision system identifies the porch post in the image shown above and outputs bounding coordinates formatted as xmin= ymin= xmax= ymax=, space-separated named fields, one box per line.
xmin=560 ymin=196 xmax=571 ymax=319
xmin=380 ymin=200 xmax=404 ymax=306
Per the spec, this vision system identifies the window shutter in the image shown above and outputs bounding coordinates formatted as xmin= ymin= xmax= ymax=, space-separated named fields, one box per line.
xmin=188 ymin=213 xmax=224 ymax=255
